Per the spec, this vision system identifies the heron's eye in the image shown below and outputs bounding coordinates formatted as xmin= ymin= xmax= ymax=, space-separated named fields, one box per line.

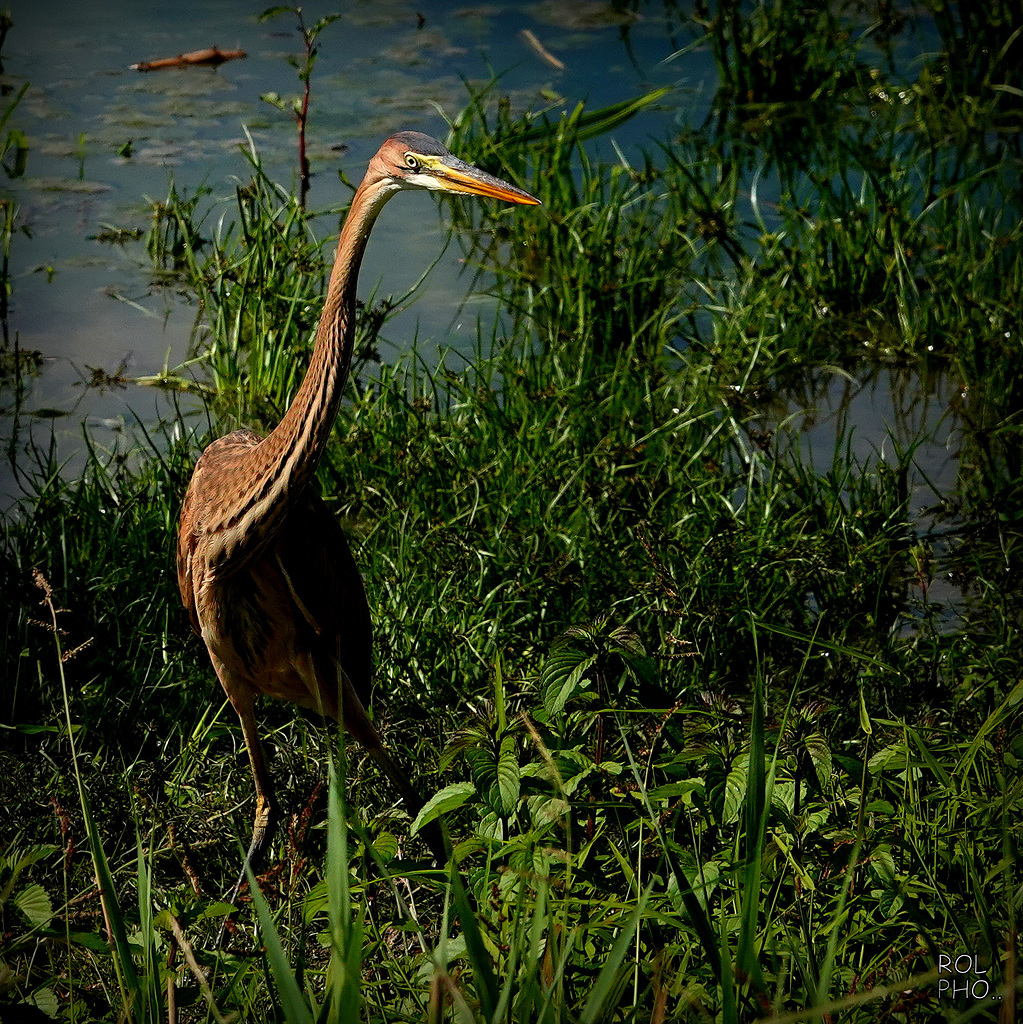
xmin=404 ymin=153 xmax=420 ymax=171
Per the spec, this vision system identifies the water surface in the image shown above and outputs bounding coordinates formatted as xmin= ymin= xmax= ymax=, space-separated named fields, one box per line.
xmin=1 ymin=0 xmax=963 ymax=528
xmin=1 ymin=0 xmax=690 ymax=501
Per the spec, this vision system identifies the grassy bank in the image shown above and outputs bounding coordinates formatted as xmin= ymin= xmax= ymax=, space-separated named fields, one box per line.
xmin=2 ymin=2 xmax=1022 ymax=1021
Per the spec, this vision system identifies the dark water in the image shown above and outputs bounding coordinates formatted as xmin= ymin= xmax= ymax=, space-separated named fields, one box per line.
xmin=1 ymin=0 xmax=689 ymax=501
xmin=790 ymin=367 xmax=964 ymax=620
xmin=1 ymin=0 xmax=961 ymax=522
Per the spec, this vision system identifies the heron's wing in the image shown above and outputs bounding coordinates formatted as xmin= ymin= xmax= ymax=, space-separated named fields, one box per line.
xmin=177 ymin=429 xmax=263 ymax=636
xmin=177 ymin=499 xmax=201 ymax=636
xmin=273 ymin=489 xmax=373 ymax=705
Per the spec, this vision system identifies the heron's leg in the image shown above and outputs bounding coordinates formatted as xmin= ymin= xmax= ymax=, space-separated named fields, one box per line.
xmin=225 ymin=688 xmax=280 ymax=909
xmin=334 ymin=669 xmax=451 ymax=866
xmin=239 ymin=694 xmax=280 ymax=867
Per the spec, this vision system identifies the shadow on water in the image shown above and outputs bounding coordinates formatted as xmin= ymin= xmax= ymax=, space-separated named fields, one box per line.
xmin=762 ymin=363 xmax=965 ymax=616
xmin=771 ymin=364 xmax=958 ymax=495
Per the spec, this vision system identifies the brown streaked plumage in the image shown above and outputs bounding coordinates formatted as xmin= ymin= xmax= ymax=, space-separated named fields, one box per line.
xmin=177 ymin=131 xmax=539 ymax=885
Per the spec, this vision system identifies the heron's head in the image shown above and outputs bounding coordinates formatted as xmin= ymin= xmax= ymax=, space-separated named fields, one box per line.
xmin=368 ymin=131 xmax=540 ymax=206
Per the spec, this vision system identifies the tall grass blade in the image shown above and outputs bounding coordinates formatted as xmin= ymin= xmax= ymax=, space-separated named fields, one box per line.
xmin=77 ymin=789 xmax=148 ymax=1020
xmin=735 ymin=668 xmax=769 ymax=998
xmin=323 ymin=755 xmax=363 ymax=1024
xmin=449 ymin=864 xmax=498 ymax=1021
xmin=49 ymin=571 xmax=153 ymax=1022
xmin=616 ymin=717 xmax=723 ymax=979
xmin=578 ymin=886 xmax=651 ymax=1024
xmin=245 ymin=860 xmax=314 ymax=1024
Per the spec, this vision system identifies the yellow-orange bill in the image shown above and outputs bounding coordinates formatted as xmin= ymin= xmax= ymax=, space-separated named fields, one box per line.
xmin=439 ymin=162 xmax=541 ymax=205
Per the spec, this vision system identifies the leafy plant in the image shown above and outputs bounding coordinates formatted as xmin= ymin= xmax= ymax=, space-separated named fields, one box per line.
xmin=259 ymin=5 xmax=341 ymax=209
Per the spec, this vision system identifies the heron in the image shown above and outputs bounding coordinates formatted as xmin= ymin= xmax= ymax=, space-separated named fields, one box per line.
xmin=177 ymin=131 xmax=539 ymax=886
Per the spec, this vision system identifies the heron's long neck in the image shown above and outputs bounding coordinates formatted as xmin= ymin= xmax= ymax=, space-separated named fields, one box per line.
xmin=211 ymin=178 xmax=393 ymax=575
xmin=264 ymin=180 xmax=388 ymax=495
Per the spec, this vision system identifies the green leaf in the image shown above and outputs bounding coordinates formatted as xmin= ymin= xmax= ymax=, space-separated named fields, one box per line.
xmin=864 ymin=799 xmax=895 ymax=815
xmin=259 ymin=5 xmax=296 ymax=22
xmin=870 ymin=846 xmax=897 ymax=884
xmin=4 ymin=843 xmax=58 ymax=877
xmin=199 ymin=901 xmax=236 ymax=921
xmin=540 ymin=649 xmax=597 ymax=717
xmin=28 ymin=987 xmax=59 ymax=1018
xmin=494 ymin=734 xmax=520 ymax=816
xmin=805 ymin=732 xmax=834 ymax=790
xmin=771 ymin=830 xmax=815 ymax=892
xmin=261 ymin=92 xmax=288 ymax=112
xmin=671 ymin=859 xmax=720 ymax=912
xmin=55 ymin=930 xmax=111 ymax=952
xmin=722 ymin=757 xmax=748 ymax=825
xmin=466 ymin=746 xmax=497 ymax=800
xmin=958 ymin=677 xmax=1023 ymax=775
xmin=312 ymin=14 xmax=341 ymax=34
xmin=867 ymin=744 xmax=904 ymax=774
xmin=247 ymin=864 xmax=315 ymax=1024
xmin=858 ymin=688 xmax=873 ymax=736
xmin=13 ymin=882 xmax=53 ymax=928
xmin=608 ymin=625 xmax=646 ymax=660
xmin=503 ymin=88 xmax=672 ymax=148
xmin=369 ymin=831 xmax=398 ymax=863
xmin=579 ymin=887 xmax=651 ymax=1024
xmin=412 ymin=782 xmax=476 ymax=834
xmin=646 ymin=780 xmax=704 ymax=803
xmin=525 ymin=794 xmax=570 ymax=828
xmin=450 ymin=866 xmax=498 ymax=1021
xmin=323 ymin=759 xmax=364 ymax=1024
xmin=1 ymin=843 xmax=58 ymax=912
xmin=493 ymin=655 xmax=507 ymax=734
xmin=78 ymin=791 xmax=142 ymax=1003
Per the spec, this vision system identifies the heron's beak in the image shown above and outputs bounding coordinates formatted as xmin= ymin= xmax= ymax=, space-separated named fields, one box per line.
xmin=435 ymin=157 xmax=540 ymax=206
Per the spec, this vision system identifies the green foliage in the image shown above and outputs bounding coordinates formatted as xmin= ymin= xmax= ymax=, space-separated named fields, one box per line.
xmin=259 ymin=5 xmax=342 ymax=209
xmin=2 ymin=1 xmax=1023 ymax=1020
xmin=0 ymin=81 xmax=29 ymax=180
xmin=0 ymin=842 xmax=57 ymax=935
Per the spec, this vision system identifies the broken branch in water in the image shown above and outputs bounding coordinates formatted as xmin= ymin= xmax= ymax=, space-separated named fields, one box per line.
xmin=130 ymin=47 xmax=246 ymax=72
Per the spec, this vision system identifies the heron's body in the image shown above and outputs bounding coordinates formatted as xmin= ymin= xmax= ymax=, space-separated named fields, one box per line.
xmin=176 ymin=132 xmax=538 ymax=876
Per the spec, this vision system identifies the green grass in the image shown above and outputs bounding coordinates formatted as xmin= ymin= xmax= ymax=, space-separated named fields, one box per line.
xmin=2 ymin=2 xmax=1022 ymax=1020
